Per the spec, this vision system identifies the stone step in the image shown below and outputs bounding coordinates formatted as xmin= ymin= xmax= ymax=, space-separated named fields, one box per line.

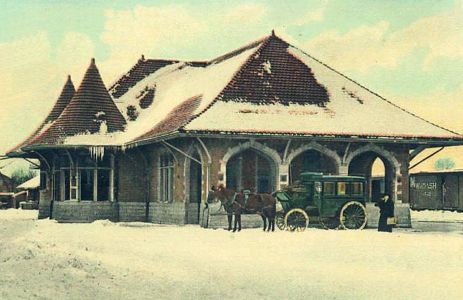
xmin=365 ymin=202 xmax=412 ymax=228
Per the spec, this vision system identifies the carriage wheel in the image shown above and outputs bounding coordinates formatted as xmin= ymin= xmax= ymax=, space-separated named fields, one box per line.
xmin=339 ymin=201 xmax=367 ymax=230
xmin=320 ymin=217 xmax=339 ymax=230
xmin=284 ymin=208 xmax=309 ymax=232
xmin=276 ymin=212 xmax=286 ymax=230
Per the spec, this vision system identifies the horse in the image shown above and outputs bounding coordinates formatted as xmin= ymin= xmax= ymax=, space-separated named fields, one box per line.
xmin=208 ymin=185 xmax=276 ymax=232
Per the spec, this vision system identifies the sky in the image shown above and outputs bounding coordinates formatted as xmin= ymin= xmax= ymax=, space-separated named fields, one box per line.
xmin=0 ymin=0 xmax=463 ymax=174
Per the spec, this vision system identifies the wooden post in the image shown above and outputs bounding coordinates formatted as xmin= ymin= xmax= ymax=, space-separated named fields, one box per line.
xmin=109 ymin=154 xmax=115 ymax=202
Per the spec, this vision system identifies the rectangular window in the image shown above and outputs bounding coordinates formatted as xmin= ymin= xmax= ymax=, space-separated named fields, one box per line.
xmin=352 ymin=182 xmax=364 ymax=195
xmin=53 ymin=171 xmax=61 ymax=201
xmin=53 ymin=154 xmax=114 ymax=202
xmin=80 ymin=169 xmax=94 ymax=201
xmin=159 ymin=154 xmax=174 ymax=202
xmin=337 ymin=182 xmax=347 ymax=196
xmin=97 ymin=169 xmax=110 ymax=201
xmin=323 ymin=182 xmax=335 ymax=196
xmin=63 ymin=170 xmax=70 ymax=200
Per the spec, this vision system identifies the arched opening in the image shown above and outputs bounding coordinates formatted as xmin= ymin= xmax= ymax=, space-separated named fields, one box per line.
xmin=187 ymin=150 xmax=202 ymax=224
xmin=226 ymin=149 xmax=276 ymax=193
xmin=371 ymin=158 xmax=386 ymax=202
xmin=289 ymin=150 xmax=337 ymax=184
xmin=348 ymin=151 xmax=396 ymax=202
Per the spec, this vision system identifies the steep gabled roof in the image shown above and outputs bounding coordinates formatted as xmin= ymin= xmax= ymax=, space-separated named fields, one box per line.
xmin=10 ymin=33 xmax=462 ymax=153
xmin=7 ymin=76 xmax=76 ymax=154
xmin=183 ymin=35 xmax=462 ymax=140
xmin=108 ymin=57 xmax=208 ymax=100
xmin=109 ymin=58 xmax=180 ymax=99
xmin=27 ymin=59 xmax=126 ymax=145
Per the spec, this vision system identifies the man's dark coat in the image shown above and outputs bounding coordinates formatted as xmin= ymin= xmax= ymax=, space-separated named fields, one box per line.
xmin=376 ymin=198 xmax=395 ymax=232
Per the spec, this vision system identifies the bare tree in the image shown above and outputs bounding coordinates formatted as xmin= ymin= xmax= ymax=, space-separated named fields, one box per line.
xmin=11 ymin=168 xmax=37 ymax=187
xmin=434 ymin=157 xmax=456 ymax=171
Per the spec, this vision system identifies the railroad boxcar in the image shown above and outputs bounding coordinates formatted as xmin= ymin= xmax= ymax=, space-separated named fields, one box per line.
xmin=410 ymin=171 xmax=463 ymax=211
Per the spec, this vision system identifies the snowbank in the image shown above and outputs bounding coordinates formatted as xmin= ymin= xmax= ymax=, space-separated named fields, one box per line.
xmin=1 ymin=210 xmax=462 ymax=300
xmin=411 ymin=209 xmax=463 ymax=222
xmin=0 ymin=208 xmax=37 ymax=220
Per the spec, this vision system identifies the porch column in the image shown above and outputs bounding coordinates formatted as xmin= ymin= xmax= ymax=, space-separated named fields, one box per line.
xmin=339 ymin=164 xmax=348 ymax=176
xmin=278 ymin=163 xmax=289 ymax=189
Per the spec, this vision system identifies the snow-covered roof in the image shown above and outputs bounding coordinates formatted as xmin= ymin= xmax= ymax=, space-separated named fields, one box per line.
xmin=10 ymin=34 xmax=463 ymax=154
xmin=410 ymin=169 xmax=463 ymax=175
xmin=185 ymin=39 xmax=461 ymax=140
xmin=61 ymin=38 xmax=265 ymax=146
xmin=17 ymin=175 xmax=40 ymax=190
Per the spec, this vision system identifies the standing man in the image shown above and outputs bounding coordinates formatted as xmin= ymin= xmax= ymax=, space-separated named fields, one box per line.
xmin=375 ymin=194 xmax=395 ymax=232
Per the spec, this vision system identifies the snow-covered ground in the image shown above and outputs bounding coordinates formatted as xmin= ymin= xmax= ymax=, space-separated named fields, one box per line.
xmin=411 ymin=209 xmax=463 ymax=222
xmin=1 ymin=209 xmax=462 ymax=300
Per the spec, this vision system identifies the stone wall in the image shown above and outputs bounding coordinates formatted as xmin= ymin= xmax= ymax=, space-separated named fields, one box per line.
xmin=150 ymin=201 xmax=186 ymax=224
xmin=119 ymin=202 xmax=147 ymax=222
xmin=38 ymin=198 xmax=52 ymax=219
xmin=186 ymin=203 xmax=200 ymax=224
xmin=52 ymin=201 xmax=117 ymax=222
xmin=365 ymin=202 xmax=412 ymax=228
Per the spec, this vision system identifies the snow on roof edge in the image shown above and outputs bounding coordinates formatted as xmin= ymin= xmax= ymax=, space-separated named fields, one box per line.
xmin=286 ymin=44 xmax=462 ymax=137
xmin=17 ymin=175 xmax=40 ymax=189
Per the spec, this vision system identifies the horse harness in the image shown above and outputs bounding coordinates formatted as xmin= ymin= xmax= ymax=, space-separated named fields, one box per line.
xmin=224 ymin=191 xmax=272 ymax=213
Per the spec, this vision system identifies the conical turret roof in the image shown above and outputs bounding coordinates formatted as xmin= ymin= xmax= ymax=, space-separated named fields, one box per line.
xmin=46 ymin=75 xmax=76 ymax=122
xmin=29 ymin=59 xmax=127 ymax=145
xmin=7 ymin=75 xmax=76 ymax=154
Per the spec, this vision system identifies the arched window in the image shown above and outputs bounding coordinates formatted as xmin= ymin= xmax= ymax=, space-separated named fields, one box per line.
xmin=289 ymin=149 xmax=337 ymax=183
xmin=159 ymin=153 xmax=174 ymax=202
xmin=226 ymin=149 xmax=275 ymax=193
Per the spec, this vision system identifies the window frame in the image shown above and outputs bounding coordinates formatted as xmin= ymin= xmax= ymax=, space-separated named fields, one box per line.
xmin=52 ymin=154 xmax=114 ymax=202
xmin=323 ymin=181 xmax=335 ymax=196
xmin=158 ymin=152 xmax=174 ymax=203
xmin=351 ymin=181 xmax=364 ymax=196
xmin=336 ymin=181 xmax=347 ymax=196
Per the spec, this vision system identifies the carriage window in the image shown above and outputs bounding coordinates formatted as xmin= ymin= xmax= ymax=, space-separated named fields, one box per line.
xmin=352 ymin=182 xmax=363 ymax=195
xmin=159 ymin=153 xmax=174 ymax=202
xmin=323 ymin=182 xmax=335 ymax=196
xmin=337 ymin=182 xmax=347 ymax=195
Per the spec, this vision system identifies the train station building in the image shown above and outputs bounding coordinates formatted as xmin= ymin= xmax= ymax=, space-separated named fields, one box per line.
xmin=7 ymin=33 xmax=463 ymax=224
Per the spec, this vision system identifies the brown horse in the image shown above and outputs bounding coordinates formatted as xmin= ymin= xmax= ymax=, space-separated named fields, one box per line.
xmin=208 ymin=185 xmax=276 ymax=232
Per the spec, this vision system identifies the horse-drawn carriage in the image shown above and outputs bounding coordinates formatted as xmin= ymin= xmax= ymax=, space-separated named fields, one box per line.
xmin=273 ymin=172 xmax=368 ymax=231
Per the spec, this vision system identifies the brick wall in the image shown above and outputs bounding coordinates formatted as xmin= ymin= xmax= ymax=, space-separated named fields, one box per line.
xmin=394 ymin=147 xmax=410 ymax=203
xmin=117 ymin=151 xmax=147 ymax=203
